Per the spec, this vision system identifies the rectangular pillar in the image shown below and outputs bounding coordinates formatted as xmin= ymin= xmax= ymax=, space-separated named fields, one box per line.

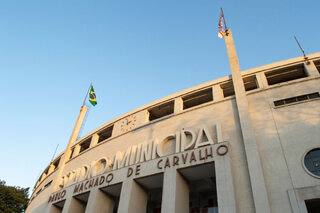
xmin=224 ymin=30 xmax=271 ymax=213
xmin=213 ymin=84 xmax=224 ymax=101
xmin=215 ymin=145 xmax=237 ymax=213
xmin=117 ymin=179 xmax=148 ymax=213
xmin=287 ymin=189 xmax=301 ymax=213
xmin=48 ymin=164 xmax=56 ymax=174
xmin=40 ymin=173 xmax=47 ymax=182
xmin=304 ymin=61 xmax=319 ymax=77
xmin=85 ymin=188 xmax=114 ymax=213
xmin=90 ymin=134 xmax=99 ymax=147
xmin=161 ymin=169 xmax=189 ymax=213
xmin=256 ymin=72 xmax=269 ymax=89
xmin=52 ymin=106 xmax=88 ymax=192
xmin=73 ymin=144 xmax=81 ymax=157
xmin=174 ymin=97 xmax=183 ymax=113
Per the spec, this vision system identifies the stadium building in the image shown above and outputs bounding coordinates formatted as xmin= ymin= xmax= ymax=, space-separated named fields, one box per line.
xmin=26 ymin=31 xmax=320 ymax=213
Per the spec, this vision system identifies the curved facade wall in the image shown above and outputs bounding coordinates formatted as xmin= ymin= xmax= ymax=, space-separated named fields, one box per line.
xmin=26 ymin=53 xmax=320 ymax=213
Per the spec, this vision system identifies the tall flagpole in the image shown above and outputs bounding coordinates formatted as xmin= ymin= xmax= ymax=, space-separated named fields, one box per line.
xmin=51 ymin=144 xmax=59 ymax=162
xmin=52 ymin=90 xmax=89 ymax=192
xmin=220 ymin=9 xmax=271 ymax=213
xmin=220 ymin=8 xmax=228 ymax=33
xmin=83 ymin=82 xmax=92 ymax=106
xmin=294 ymin=36 xmax=310 ymax=64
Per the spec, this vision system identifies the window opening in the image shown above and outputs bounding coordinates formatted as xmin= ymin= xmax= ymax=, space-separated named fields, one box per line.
xmin=36 ymin=188 xmax=42 ymax=196
xmin=44 ymin=180 xmax=52 ymax=189
xmin=148 ymin=101 xmax=174 ymax=121
xmin=100 ymin=183 xmax=122 ymax=213
xmin=53 ymin=157 xmax=61 ymax=170
xmin=314 ymin=60 xmax=320 ymax=73
xmin=220 ymin=81 xmax=235 ymax=97
xmin=304 ymin=148 xmax=320 ymax=177
xmin=305 ymin=198 xmax=320 ymax=213
xmin=182 ymin=88 xmax=213 ymax=110
xmin=98 ymin=125 xmax=114 ymax=143
xmin=243 ymin=75 xmax=258 ymax=91
xmin=135 ymin=173 xmax=164 ymax=213
xmin=265 ymin=64 xmax=307 ymax=85
xmin=43 ymin=166 xmax=49 ymax=175
xmin=34 ymin=180 xmax=40 ymax=189
xmin=79 ymin=138 xmax=91 ymax=153
xmin=274 ymin=92 xmax=320 ymax=107
xmin=179 ymin=163 xmax=218 ymax=213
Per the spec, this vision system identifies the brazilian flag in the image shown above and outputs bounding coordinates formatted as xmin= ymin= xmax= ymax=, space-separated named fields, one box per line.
xmin=89 ymin=86 xmax=97 ymax=106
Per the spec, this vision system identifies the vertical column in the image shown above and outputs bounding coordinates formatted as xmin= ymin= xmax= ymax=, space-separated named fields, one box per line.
xmin=90 ymin=134 xmax=99 ymax=147
xmin=212 ymin=85 xmax=224 ymax=101
xmin=52 ymin=106 xmax=88 ymax=192
xmin=215 ymin=144 xmax=237 ymax=213
xmin=85 ymin=188 xmax=114 ymax=213
xmin=304 ymin=61 xmax=319 ymax=77
xmin=62 ymin=197 xmax=86 ymax=213
xmin=287 ymin=189 xmax=301 ymax=213
xmin=174 ymin=97 xmax=183 ymax=113
xmin=48 ymin=164 xmax=56 ymax=174
xmin=73 ymin=144 xmax=81 ymax=157
xmin=118 ymin=179 xmax=148 ymax=213
xmin=40 ymin=173 xmax=47 ymax=182
xmin=161 ymin=168 xmax=189 ymax=213
xmin=256 ymin=72 xmax=269 ymax=89
xmin=224 ymin=30 xmax=271 ymax=213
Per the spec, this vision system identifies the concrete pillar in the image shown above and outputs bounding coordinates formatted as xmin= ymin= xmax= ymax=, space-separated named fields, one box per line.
xmin=48 ymin=164 xmax=56 ymax=174
xmin=256 ymin=72 xmax=269 ymax=88
xmin=73 ymin=145 xmax=81 ymax=157
xmin=216 ymin=121 xmax=224 ymax=143
xmin=62 ymin=197 xmax=86 ymax=213
xmin=118 ymin=179 xmax=148 ymax=213
xmin=212 ymin=85 xmax=224 ymax=101
xmin=85 ymin=188 xmax=114 ymax=213
xmin=215 ymin=145 xmax=237 ymax=213
xmin=224 ymin=30 xmax=271 ymax=213
xmin=90 ymin=134 xmax=99 ymax=147
xmin=52 ymin=106 xmax=88 ymax=192
xmin=161 ymin=169 xmax=189 ymax=213
xmin=287 ymin=189 xmax=300 ymax=213
xmin=304 ymin=61 xmax=319 ymax=77
xmin=40 ymin=173 xmax=47 ymax=182
xmin=212 ymin=84 xmax=224 ymax=101
xmin=35 ymin=181 xmax=40 ymax=188
xmin=174 ymin=97 xmax=183 ymax=113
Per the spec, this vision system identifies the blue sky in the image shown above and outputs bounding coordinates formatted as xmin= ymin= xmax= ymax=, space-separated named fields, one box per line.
xmin=0 ymin=0 xmax=319 ymax=194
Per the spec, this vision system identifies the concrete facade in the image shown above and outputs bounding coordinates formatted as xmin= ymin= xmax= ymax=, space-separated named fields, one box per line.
xmin=26 ymin=53 xmax=320 ymax=213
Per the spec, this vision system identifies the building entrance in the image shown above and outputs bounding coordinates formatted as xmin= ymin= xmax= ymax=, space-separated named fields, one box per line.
xmin=135 ymin=173 xmax=164 ymax=213
xmin=179 ymin=162 xmax=218 ymax=213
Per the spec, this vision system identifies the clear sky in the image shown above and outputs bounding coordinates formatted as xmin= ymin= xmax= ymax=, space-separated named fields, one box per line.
xmin=0 ymin=0 xmax=319 ymax=195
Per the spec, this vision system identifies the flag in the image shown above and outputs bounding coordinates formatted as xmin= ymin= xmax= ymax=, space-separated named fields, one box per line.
xmin=218 ymin=13 xmax=224 ymax=38
xmin=89 ymin=85 xmax=97 ymax=106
